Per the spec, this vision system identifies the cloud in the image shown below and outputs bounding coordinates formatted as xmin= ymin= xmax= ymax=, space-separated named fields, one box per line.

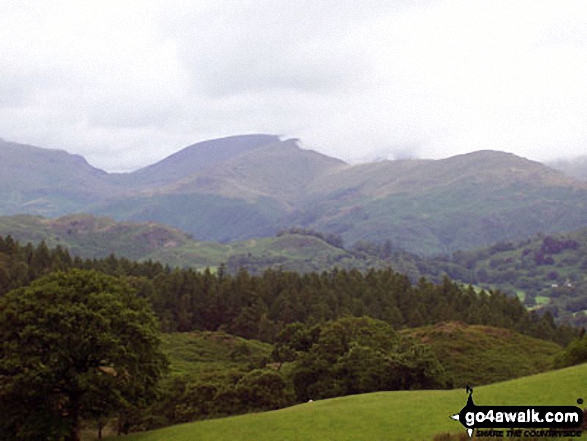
xmin=0 ymin=0 xmax=586 ymax=171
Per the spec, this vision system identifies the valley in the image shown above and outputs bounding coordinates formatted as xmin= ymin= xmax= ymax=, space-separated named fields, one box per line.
xmin=2 ymin=135 xmax=587 ymax=440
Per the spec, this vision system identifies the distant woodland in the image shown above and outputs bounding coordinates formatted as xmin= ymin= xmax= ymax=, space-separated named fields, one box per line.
xmin=0 ymin=235 xmax=577 ymax=345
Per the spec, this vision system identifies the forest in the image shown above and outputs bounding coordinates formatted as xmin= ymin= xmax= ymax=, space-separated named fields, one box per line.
xmin=0 ymin=235 xmax=585 ymax=438
xmin=0 ymin=235 xmax=577 ymax=345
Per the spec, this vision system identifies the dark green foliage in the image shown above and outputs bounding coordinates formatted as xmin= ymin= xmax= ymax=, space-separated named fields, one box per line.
xmin=554 ymin=335 xmax=587 ymax=368
xmin=0 ymin=269 xmax=168 ymax=441
xmin=277 ymin=227 xmax=344 ymax=249
xmin=1 ymin=215 xmax=585 ymax=329
xmin=271 ymin=322 xmax=319 ymax=369
xmin=288 ymin=317 xmax=445 ymax=401
xmin=0 ymin=234 xmax=581 ymax=435
xmin=433 ymin=230 xmax=587 ymax=327
xmin=0 ymin=236 xmax=578 ymax=346
xmin=0 ymin=235 xmax=582 ymax=436
xmin=145 ymin=368 xmax=293 ymax=428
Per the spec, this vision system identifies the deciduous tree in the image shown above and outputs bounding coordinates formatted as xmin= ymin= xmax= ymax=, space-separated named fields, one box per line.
xmin=0 ymin=269 xmax=168 ymax=441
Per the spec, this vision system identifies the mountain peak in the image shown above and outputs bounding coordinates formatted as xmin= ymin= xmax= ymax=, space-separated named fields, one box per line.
xmin=125 ymin=134 xmax=282 ymax=186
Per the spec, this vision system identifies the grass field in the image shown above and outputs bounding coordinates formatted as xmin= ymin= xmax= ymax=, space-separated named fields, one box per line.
xmin=104 ymin=363 xmax=587 ymax=441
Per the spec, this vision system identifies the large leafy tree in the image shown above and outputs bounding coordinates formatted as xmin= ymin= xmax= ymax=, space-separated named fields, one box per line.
xmin=290 ymin=317 xmax=446 ymax=401
xmin=0 ymin=269 xmax=168 ymax=441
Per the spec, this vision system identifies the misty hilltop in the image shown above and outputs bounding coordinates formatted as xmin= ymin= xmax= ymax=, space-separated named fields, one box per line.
xmin=2 ymin=134 xmax=587 ymax=254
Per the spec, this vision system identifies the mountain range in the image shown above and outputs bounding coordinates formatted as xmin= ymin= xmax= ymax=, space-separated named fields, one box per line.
xmin=2 ymin=134 xmax=587 ymax=255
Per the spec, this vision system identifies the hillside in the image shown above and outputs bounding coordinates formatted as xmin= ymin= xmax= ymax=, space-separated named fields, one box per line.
xmin=160 ymin=331 xmax=272 ymax=378
xmin=434 ymin=228 xmax=587 ymax=327
xmin=403 ymin=322 xmax=562 ymax=387
xmin=78 ymin=324 xmax=565 ymax=440
xmin=91 ymin=138 xmax=346 ymax=241
xmin=3 ymin=213 xmax=587 ymax=325
xmin=104 ymin=363 xmax=587 ymax=441
xmin=118 ymin=134 xmax=283 ymax=187
xmin=161 ymin=323 xmax=563 ymax=392
xmin=0 ymin=214 xmax=202 ymax=262
xmin=3 ymin=136 xmax=587 ymax=253
xmin=298 ymin=150 xmax=587 ymax=253
xmin=0 ymin=139 xmax=111 ymax=215
xmin=0 ymin=214 xmax=381 ymax=273
xmin=549 ymin=155 xmax=587 ymax=181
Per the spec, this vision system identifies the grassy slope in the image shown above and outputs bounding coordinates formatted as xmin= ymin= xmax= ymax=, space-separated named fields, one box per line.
xmin=108 ymin=363 xmax=587 ymax=441
xmin=403 ymin=322 xmax=562 ymax=387
xmin=160 ymin=331 xmax=272 ymax=377
xmin=0 ymin=214 xmax=376 ymax=272
xmin=0 ymin=213 xmax=210 ymax=261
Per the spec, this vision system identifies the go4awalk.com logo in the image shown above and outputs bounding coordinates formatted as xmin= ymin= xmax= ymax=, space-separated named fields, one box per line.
xmin=450 ymin=387 xmax=584 ymax=438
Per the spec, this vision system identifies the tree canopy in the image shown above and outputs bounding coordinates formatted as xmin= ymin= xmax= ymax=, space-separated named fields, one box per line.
xmin=0 ymin=269 xmax=168 ymax=441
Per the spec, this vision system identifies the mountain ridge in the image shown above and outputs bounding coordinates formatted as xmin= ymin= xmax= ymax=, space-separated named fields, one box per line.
xmin=118 ymin=134 xmax=283 ymax=187
xmin=2 ymin=135 xmax=587 ymax=254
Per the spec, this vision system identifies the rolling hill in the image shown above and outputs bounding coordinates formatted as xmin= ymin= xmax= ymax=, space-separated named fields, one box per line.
xmin=76 ymin=324 xmax=566 ymax=440
xmin=0 ymin=214 xmax=375 ymax=272
xmin=433 ymin=227 xmax=587 ymax=327
xmin=3 ymin=135 xmax=587 ymax=254
xmin=2 ymin=213 xmax=587 ymax=324
xmin=402 ymin=322 xmax=562 ymax=387
xmin=104 ymin=363 xmax=587 ymax=441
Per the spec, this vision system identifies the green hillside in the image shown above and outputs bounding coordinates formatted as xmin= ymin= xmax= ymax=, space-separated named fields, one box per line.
xmin=3 ymin=214 xmax=587 ymax=325
xmin=104 ymin=363 xmax=587 ymax=441
xmin=160 ymin=331 xmax=272 ymax=377
xmin=0 ymin=213 xmax=208 ymax=261
xmin=0 ymin=214 xmax=383 ymax=273
xmin=403 ymin=322 xmax=562 ymax=387
xmin=435 ymin=229 xmax=587 ymax=327
xmin=162 ymin=323 xmax=564 ymax=388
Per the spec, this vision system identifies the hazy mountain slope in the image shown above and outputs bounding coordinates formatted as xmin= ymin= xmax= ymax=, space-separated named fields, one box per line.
xmin=89 ymin=192 xmax=287 ymax=242
xmin=160 ymin=138 xmax=346 ymax=204
xmin=549 ymin=155 xmax=587 ymax=181
xmin=309 ymin=150 xmax=575 ymax=198
xmin=116 ymin=134 xmax=282 ymax=187
xmin=0 ymin=139 xmax=111 ymax=215
xmin=295 ymin=151 xmax=587 ymax=254
xmin=90 ymin=138 xmax=346 ymax=241
xmin=2 ymin=136 xmax=587 ymax=254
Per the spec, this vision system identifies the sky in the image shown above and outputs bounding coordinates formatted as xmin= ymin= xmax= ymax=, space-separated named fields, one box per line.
xmin=1 ymin=0 xmax=587 ymax=172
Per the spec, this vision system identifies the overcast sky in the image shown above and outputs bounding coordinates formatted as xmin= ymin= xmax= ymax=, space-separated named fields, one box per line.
xmin=1 ymin=1 xmax=586 ymax=172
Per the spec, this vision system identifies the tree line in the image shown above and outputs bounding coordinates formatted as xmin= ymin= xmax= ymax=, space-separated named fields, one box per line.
xmin=1 ymin=235 xmax=585 ymax=438
xmin=146 ymin=317 xmax=446 ymax=430
xmin=0 ymin=236 xmax=577 ymax=346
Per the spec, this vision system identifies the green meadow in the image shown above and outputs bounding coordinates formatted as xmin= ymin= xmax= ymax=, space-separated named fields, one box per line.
xmin=106 ymin=363 xmax=586 ymax=441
